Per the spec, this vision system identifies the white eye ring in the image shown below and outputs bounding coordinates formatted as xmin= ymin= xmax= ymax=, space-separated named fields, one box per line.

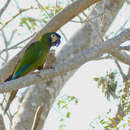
xmin=51 ymin=34 xmax=56 ymax=38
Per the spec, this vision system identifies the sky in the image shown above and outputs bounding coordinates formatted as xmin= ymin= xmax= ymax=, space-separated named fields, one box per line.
xmin=0 ymin=0 xmax=130 ymax=130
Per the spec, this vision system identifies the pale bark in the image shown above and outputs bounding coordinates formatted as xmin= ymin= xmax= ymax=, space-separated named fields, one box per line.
xmin=12 ymin=0 xmax=126 ymax=129
xmin=110 ymin=49 xmax=130 ymax=65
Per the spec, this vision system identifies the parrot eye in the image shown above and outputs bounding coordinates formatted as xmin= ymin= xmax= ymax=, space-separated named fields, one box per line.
xmin=51 ymin=34 xmax=56 ymax=38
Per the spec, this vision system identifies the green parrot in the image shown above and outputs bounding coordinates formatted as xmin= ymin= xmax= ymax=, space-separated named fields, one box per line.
xmin=4 ymin=32 xmax=61 ymax=114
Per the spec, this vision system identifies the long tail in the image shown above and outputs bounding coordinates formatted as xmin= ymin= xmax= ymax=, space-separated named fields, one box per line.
xmin=4 ymin=90 xmax=18 ymax=114
xmin=4 ymin=74 xmax=18 ymax=114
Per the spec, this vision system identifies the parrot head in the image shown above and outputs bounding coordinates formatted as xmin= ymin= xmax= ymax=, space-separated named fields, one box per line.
xmin=50 ymin=32 xmax=61 ymax=47
xmin=40 ymin=32 xmax=61 ymax=47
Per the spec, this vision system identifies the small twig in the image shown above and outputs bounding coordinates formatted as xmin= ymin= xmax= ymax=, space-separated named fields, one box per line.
xmin=0 ymin=55 xmax=7 ymax=63
xmin=59 ymin=29 xmax=68 ymax=41
xmin=35 ymin=0 xmax=68 ymax=42
xmin=126 ymin=0 xmax=130 ymax=5
xmin=114 ymin=58 xmax=126 ymax=80
xmin=0 ymin=95 xmax=12 ymax=123
xmin=0 ymin=0 xmax=11 ymax=18
xmin=1 ymin=30 xmax=9 ymax=63
xmin=124 ymin=67 xmax=130 ymax=81
xmin=95 ymin=54 xmax=113 ymax=60
xmin=8 ymin=29 xmax=17 ymax=45
xmin=31 ymin=105 xmax=43 ymax=130
xmin=0 ymin=7 xmax=37 ymax=31
xmin=71 ymin=13 xmax=103 ymax=23
xmin=0 ymin=33 xmax=35 ymax=55
xmin=35 ymin=0 xmax=51 ymax=17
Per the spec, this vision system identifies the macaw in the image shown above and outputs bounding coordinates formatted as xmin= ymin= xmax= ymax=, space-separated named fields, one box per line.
xmin=4 ymin=32 xmax=61 ymax=114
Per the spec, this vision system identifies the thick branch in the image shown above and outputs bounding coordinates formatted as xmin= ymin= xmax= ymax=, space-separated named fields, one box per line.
xmin=119 ymin=45 xmax=130 ymax=51
xmin=0 ymin=28 xmax=129 ymax=93
xmin=0 ymin=0 xmax=101 ymax=82
xmin=110 ymin=49 xmax=130 ymax=65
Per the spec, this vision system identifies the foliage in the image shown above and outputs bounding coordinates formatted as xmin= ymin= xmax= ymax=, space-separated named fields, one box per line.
xmin=55 ymin=95 xmax=78 ymax=130
xmin=119 ymin=82 xmax=130 ymax=112
xmin=20 ymin=17 xmax=39 ymax=31
xmin=93 ymin=71 xmax=118 ymax=100
xmin=18 ymin=5 xmax=63 ymax=33
xmin=92 ymin=70 xmax=130 ymax=129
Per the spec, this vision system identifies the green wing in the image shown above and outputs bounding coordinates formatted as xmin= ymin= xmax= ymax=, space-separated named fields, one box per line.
xmin=12 ymin=42 xmax=42 ymax=79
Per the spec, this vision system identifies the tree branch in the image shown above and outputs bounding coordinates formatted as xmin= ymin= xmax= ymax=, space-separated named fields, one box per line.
xmin=0 ymin=114 xmax=6 ymax=130
xmin=0 ymin=28 xmax=129 ymax=93
xmin=124 ymin=67 xmax=130 ymax=81
xmin=0 ymin=7 xmax=36 ymax=31
xmin=110 ymin=49 xmax=130 ymax=65
xmin=114 ymin=58 xmax=126 ymax=79
xmin=31 ymin=105 xmax=43 ymax=130
xmin=119 ymin=45 xmax=130 ymax=51
xmin=0 ymin=33 xmax=35 ymax=56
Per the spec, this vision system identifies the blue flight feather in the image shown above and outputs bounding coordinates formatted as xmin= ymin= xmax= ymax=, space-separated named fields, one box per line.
xmin=11 ymin=64 xmax=30 ymax=80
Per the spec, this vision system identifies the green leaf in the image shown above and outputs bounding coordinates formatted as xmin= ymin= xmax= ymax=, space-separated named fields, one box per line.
xmin=62 ymin=104 xmax=68 ymax=109
xmin=123 ymin=123 xmax=126 ymax=128
xmin=0 ymin=21 xmax=3 ymax=24
xmin=55 ymin=6 xmax=63 ymax=13
xmin=93 ymin=77 xmax=99 ymax=81
xmin=100 ymin=119 xmax=106 ymax=125
xmin=60 ymin=118 xmax=64 ymax=122
xmin=98 ymin=115 xmax=101 ymax=119
xmin=59 ymin=124 xmax=66 ymax=130
xmin=57 ymin=100 xmax=65 ymax=108
xmin=75 ymin=99 xmax=78 ymax=104
xmin=44 ymin=6 xmax=49 ymax=10
xmin=71 ymin=96 xmax=75 ymax=101
xmin=20 ymin=17 xmax=38 ymax=31
xmin=104 ymin=125 xmax=110 ymax=128
xmin=66 ymin=112 xmax=70 ymax=118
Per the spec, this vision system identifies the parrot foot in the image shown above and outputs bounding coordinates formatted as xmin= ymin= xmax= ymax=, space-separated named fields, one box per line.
xmin=29 ymin=71 xmax=42 ymax=78
xmin=44 ymin=66 xmax=55 ymax=70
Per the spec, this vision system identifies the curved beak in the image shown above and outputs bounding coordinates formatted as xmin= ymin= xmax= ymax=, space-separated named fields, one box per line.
xmin=52 ymin=38 xmax=61 ymax=47
xmin=55 ymin=38 xmax=61 ymax=47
